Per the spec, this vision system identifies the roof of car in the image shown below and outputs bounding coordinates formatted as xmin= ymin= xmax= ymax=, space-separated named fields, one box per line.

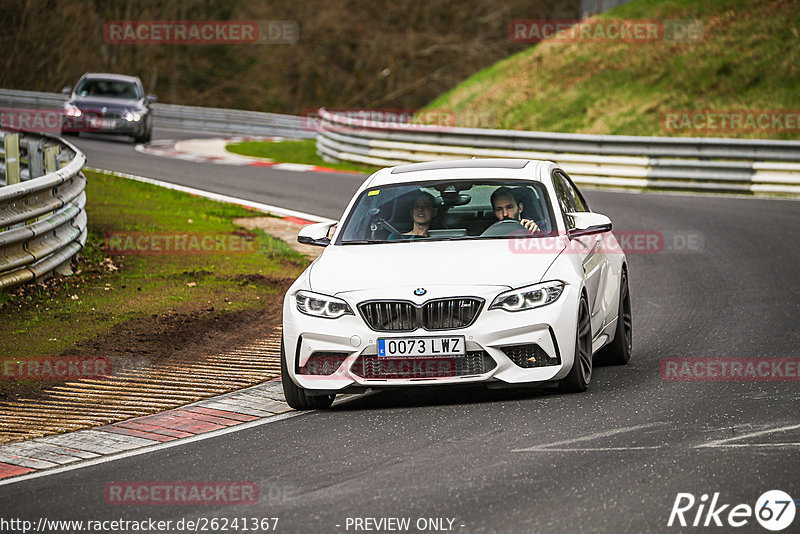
xmin=80 ymin=73 xmax=141 ymax=84
xmin=365 ymin=159 xmax=553 ymax=188
xmin=391 ymin=159 xmax=530 ymax=174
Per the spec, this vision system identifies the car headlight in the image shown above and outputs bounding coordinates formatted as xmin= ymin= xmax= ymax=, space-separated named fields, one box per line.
xmin=63 ymin=104 xmax=82 ymax=117
xmin=124 ymin=111 xmax=142 ymax=122
xmin=489 ymin=281 xmax=565 ymax=312
xmin=295 ymin=290 xmax=354 ymax=319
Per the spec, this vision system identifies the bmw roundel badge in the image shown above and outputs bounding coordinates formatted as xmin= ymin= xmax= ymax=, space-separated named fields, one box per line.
xmin=414 ymin=288 xmax=427 ymax=296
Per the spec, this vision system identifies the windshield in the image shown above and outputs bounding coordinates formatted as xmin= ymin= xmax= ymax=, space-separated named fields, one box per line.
xmin=337 ymin=179 xmax=556 ymax=244
xmin=75 ymin=79 xmax=141 ymax=99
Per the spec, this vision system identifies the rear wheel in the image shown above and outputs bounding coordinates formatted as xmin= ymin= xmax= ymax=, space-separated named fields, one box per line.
xmin=559 ymin=295 xmax=592 ymax=393
xmin=596 ymin=270 xmax=632 ymax=366
xmin=280 ymin=339 xmax=335 ymax=410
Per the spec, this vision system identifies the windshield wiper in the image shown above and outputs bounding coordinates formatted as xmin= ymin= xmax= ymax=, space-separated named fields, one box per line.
xmin=341 ymin=239 xmax=389 ymax=244
xmin=442 ymin=235 xmax=481 ymax=240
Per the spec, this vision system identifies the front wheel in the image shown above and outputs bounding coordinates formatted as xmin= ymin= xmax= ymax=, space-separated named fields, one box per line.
xmin=559 ymin=295 xmax=592 ymax=393
xmin=134 ymin=128 xmax=152 ymax=144
xmin=280 ymin=339 xmax=335 ymax=410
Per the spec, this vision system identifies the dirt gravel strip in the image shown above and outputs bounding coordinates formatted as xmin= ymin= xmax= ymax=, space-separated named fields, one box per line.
xmin=0 ymin=327 xmax=283 ymax=446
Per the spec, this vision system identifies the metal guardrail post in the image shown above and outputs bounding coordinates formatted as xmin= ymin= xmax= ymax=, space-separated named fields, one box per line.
xmin=56 ymin=146 xmax=72 ymax=169
xmin=44 ymin=145 xmax=59 ymax=173
xmin=3 ymin=132 xmax=20 ymax=185
xmin=41 ymin=144 xmax=61 ymax=222
xmin=26 ymin=138 xmax=44 ymax=179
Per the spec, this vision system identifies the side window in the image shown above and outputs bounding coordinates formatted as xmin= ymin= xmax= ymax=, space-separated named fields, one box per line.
xmin=565 ymin=174 xmax=589 ymax=212
xmin=553 ymin=173 xmax=579 ymax=228
xmin=554 ymin=171 xmax=588 ymax=212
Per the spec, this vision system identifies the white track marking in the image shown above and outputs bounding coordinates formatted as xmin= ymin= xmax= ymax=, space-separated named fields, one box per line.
xmin=512 ymin=422 xmax=665 ymax=452
xmin=523 ymin=446 xmax=664 ymax=452
xmin=695 ymin=423 xmax=800 ymax=448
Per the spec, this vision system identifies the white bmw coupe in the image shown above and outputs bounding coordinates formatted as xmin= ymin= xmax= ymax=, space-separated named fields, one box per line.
xmin=281 ymin=159 xmax=631 ymax=409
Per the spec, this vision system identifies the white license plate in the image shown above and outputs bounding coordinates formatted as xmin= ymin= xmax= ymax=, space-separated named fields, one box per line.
xmin=89 ymin=118 xmax=116 ymax=129
xmin=378 ymin=336 xmax=465 ymax=358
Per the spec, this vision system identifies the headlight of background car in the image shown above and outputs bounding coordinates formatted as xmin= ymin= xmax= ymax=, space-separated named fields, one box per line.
xmin=124 ymin=111 xmax=142 ymax=122
xmin=489 ymin=281 xmax=565 ymax=312
xmin=295 ymin=290 xmax=354 ymax=319
xmin=63 ymin=103 xmax=82 ymax=117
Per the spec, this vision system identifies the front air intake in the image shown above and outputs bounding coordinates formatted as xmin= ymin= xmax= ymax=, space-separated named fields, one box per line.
xmin=502 ymin=344 xmax=560 ymax=368
xmin=351 ymin=351 xmax=496 ymax=379
xmin=299 ymin=352 xmax=350 ymax=375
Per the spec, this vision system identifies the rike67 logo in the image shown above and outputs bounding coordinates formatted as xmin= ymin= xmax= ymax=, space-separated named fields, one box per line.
xmin=669 ymin=490 xmax=796 ymax=531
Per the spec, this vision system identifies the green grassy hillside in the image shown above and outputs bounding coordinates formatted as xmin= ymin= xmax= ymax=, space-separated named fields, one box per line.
xmin=427 ymin=0 xmax=800 ymax=138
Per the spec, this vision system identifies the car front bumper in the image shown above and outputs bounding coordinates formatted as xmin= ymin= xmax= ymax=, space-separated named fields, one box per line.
xmin=282 ymin=284 xmax=581 ymax=392
xmin=62 ymin=114 xmax=149 ymax=136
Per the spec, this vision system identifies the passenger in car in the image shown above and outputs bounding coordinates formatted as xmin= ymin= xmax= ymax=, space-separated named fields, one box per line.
xmin=490 ymin=186 xmax=540 ymax=233
xmin=391 ymin=191 xmax=439 ymax=239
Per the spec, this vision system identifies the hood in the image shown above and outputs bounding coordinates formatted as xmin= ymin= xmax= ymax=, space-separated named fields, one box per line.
xmin=309 ymin=238 xmax=567 ymax=296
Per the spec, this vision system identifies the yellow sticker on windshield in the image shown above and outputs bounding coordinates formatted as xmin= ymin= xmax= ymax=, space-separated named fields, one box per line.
xmin=368 ymin=190 xmax=380 ymax=196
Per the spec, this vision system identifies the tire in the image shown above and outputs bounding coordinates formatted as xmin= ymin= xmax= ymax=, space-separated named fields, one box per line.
xmin=280 ymin=338 xmax=335 ymax=410
xmin=596 ymin=270 xmax=632 ymax=366
xmin=559 ymin=295 xmax=592 ymax=393
xmin=134 ymin=128 xmax=152 ymax=144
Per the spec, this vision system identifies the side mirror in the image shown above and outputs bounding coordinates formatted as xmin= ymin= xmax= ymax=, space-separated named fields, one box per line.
xmin=61 ymin=86 xmax=72 ymax=95
xmin=297 ymin=221 xmax=336 ymax=247
xmin=145 ymin=94 xmax=157 ymax=104
xmin=567 ymin=212 xmax=612 ymax=239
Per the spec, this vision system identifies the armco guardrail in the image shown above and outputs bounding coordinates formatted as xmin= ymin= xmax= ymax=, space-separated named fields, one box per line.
xmin=0 ymin=88 xmax=313 ymax=139
xmin=0 ymin=131 xmax=87 ymax=289
xmin=315 ymin=108 xmax=800 ymax=196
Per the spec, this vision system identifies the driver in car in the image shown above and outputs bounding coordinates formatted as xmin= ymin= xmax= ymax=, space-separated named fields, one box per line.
xmin=490 ymin=186 xmax=540 ymax=233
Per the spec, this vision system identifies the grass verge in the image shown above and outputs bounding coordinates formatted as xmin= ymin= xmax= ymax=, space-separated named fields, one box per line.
xmin=0 ymin=170 xmax=308 ymax=398
xmin=226 ymin=139 xmax=379 ymax=174
xmin=427 ymin=0 xmax=800 ymax=139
